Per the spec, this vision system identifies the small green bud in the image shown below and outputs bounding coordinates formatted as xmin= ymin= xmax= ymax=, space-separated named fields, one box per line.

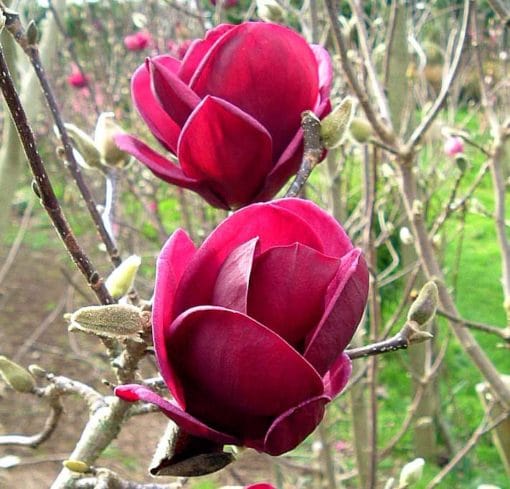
xmin=454 ymin=153 xmax=468 ymax=172
xmin=0 ymin=356 xmax=36 ymax=393
xmin=94 ymin=113 xmax=130 ymax=168
xmin=256 ymin=0 xmax=285 ymax=23
xmin=63 ymin=123 xmax=104 ymax=172
xmin=320 ymin=97 xmax=355 ymax=149
xmin=398 ymin=458 xmax=425 ymax=488
xmin=26 ymin=20 xmax=38 ymax=45
xmin=63 ymin=459 xmax=90 ymax=473
xmin=407 ymin=281 xmax=439 ymax=326
xmin=105 ymin=255 xmax=141 ymax=300
xmin=69 ymin=304 xmax=145 ymax=339
xmin=349 ymin=117 xmax=373 ymax=143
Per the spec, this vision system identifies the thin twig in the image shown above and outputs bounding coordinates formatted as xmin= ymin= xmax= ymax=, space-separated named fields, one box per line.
xmin=323 ymin=0 xmax=395 ymax=146
xmin=426 ymin=408 xmax=510 ymax=488
xmin=398 ymin=162 xmax=510 ymax=407
xmin=285 ymin=111 xmax=323 ymax=197
xmin=47 ymin=0 xmax=100 ymax=116
xmin=0 ymin=34 xmax=114 ymax=307
xmin=346 ymin=320 xmax=433 ymax=360
xmin=349 ymin=0 xmax=392 ymax=124
xmin=0 ymin=197 xmax=34 ymax=288
xmin=405 ymin=0 xmax=473 ymax=149
xmin=0 ymin=395 xmax=63 ymax=447
xmin=0 ymin=9 xmax=122 ymax=268
xmin=437 ymin=309 xmax=510 ymax=341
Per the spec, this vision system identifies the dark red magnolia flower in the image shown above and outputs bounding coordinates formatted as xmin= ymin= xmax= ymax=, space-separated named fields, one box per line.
xmin=115 ymin=199 xmax=368 ymax=456
xmin=124 ymin=31 xmax=152 ymax=51
xmin=245 ymin=485 xmax=275 ymax=489
xmin=115 ymin=22 xmax=332 ymax=209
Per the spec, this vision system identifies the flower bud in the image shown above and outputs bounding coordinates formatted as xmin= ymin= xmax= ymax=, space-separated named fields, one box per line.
xmin=398 ymin=458 xmax=425 ymax=487
xmin=407 ymin=281 xmax=439 ymax=326
xmin=384 ymin=478 xmax=396 ymax=489
xmin=349 ymin=117 xmax=373 ymax=143
xmin=69 ymin=304 xmax=145 ymax=339
xmin=63 ymin=460 xmax=90 ymax=473
xmin=444 ymin=136 xmax=464 ymax=157
xmin=26 ymin=20 xmax=38 ymax=45
xmin=0 ymin=356 xmax=36 ymax=393
xmin=67 ymin=65 xmax=88 ymax=89
xmin=256 ymin=0 xmax=285 ymax=23
xmin=64 ymin=123 xmax=104 ymax=172
xmin=28 ymin=364 xmax=47 ymax=379
xmin=94 ymin=113 xmax=130 ymax=168
xmin=105 ymin=255 xmax=141 ymax=299
xmin=454 ymin=153 xmax=468 ymax=172
xmin=399 ymin=227 xmax=414 ymax=245
xmin=320 ymin=97 xmax=355 ymax=149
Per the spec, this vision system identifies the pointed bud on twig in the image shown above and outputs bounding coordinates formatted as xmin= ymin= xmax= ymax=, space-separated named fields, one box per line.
xmin=399 ymin=226 xmax=414 ymax=245
xmin=454 ymin=153 xmax=468 ymax=172
xmin=94 ymin=113 xmax=130 ymax=168
xmin=26 ymin=20 xmax=38 ymax=45
xmin=349 ymin=117 xmax=373 ymax=143
xmin=69 ymin=304 xmax=146 ymax=339
xmin=0 ymin=356 xmax=36 ymax=393
xmin=63 ymin=123 xmax=104 ymax=172
xmin=105 ymin=255 xmax=141 ymax=300
xmin=398 ymin=458 xmax=425 ymax=488
xmin=28 ymin=364 xmax=47 ymax=379
xmin=320 ymin=97 xmax=355 ymax=149
xmin=407 ymin=281 xmax=439 ymax=326
xmin=63 ymin=460 xmax=90 ymax=473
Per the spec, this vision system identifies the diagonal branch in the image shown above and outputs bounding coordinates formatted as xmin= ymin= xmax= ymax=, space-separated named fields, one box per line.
xmin=0 ymin=38 xmax=114 ymax=306
xmin=406 ymin=0 xmax=473 ymax=149
xmin=0 ymin=6 xmax=121 ymax=268
xmin=323 ymin=0 xmax=395 ymax=146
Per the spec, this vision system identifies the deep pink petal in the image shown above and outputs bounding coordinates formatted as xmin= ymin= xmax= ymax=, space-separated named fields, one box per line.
xmin=274 ymin=198 xmax=353 ymax=257
xmin=245 ymin=485 xmax=276 ymax=489
xmin=115 ymin=134 xmax=228 ymax=209
xmin=304 ymin=249 xmax=369 ymax=375
xmin=173 ymin=201 xmax=324 ymax=317
xmin=322 ymin=353 xmax=352 ymax=399
xmin=259 ymin=395 xmax=329 ymax=456
xmin=149 ymin=57 xmax=200 ymax=127
xmin=131 ymin=56 xmax=181 ymax=152
xmin=153 ymin=229 xmax=196 ymax=406
xmin=247 ymin=243 xmax=339 ymax=348
xmin=114 ymin=384 xmax=240 ymax=445
xmin=212 ymin=238 xmax=259 ymax=314
xmin=178 ymin=96 xmax=273 ymax=209
xmin=190 ymin=23 xmax=319 ymax=160
xmin=166 ymin=306 xmax=324 ymax=438
xmin=254 ymin=130 xmax=303 ymax=202
xmin=178 ymin=24 xmax=236 ymax=84
xmin=311 ymin=44 xmax=333 ymax=102
xmin=115 ymin=134 xmax=196 ymax=187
